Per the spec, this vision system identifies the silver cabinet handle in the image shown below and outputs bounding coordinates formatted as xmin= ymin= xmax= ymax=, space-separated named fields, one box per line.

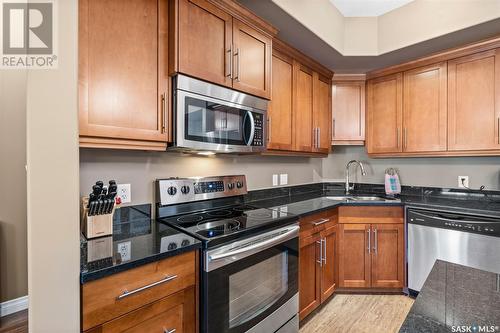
xmin=226 ymin=45 xmax=233 ymax=78
xmin=403 ymin=128 xmax=408 ymax=150
xmin=318 ymin=127 xmax=321 ymax=148
xmin=313 ymin=218 xmax=330 ymax=226
xmin=322 ymin=238 xmax=326 ymax=265
xmin=367 ymin=229 xmax=371 ymax=254
xmin=332 ymin=119 xmax=336 ymax=139
xmin=161 ymin=93 xmax=167 ymax=133
xmin=316 ymin=239 xmax=323 ymax=266
xmin=373 ymin=228 xmax=377 ymax=254
xmin=397 ymin=128 xmax=400 ymax=148
xmin=498 ymin=117 xmax=500 ymax=145
xmin=234 ymin=48 xmax=240 ymax=82
xmin=117 ymin=275 xmax=178 ymax=300
xmin=164 ymin=329 xmax=176 ymax=333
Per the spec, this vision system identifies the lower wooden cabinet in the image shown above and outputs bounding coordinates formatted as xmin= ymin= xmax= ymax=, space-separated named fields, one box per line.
xmin=338 ymin=207 xmax=404 ymax=290
xmin=299 ymin=210 xmax=338 ymax=320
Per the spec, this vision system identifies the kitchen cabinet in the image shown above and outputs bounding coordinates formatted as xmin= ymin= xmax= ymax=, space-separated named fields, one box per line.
xmin=298 ymin=210 xmax=338 ymax=320
xmin=403 ymin=62 xmax=447 ymax=152
xmin=338 ymin=207 xmax=404 ymax=290
xmin=332 ymin=76 xmax=366 ymax=145
xmin=267 ymin=39 xmax=333 ymax=157
xmin=173 ymin=0 xmax=274 ymax=99
xmin=268 ymin=50 xmax=294 ymax=150
xmin=79 ymin=0 xmax=170 ymax=151
xmin=81 ymin=251 xmax=198 ymax=332
xmin=448 ymin=49 xmax=500 ymax=151
xmin=313 ymin=73 xmax=332 ymax=154
xmin=366 ymin=73 xmax=403 ymax=154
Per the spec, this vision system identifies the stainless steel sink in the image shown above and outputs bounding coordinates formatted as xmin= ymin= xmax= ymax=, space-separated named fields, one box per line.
xmin=326 ymin=195 xmax=397 ymax=202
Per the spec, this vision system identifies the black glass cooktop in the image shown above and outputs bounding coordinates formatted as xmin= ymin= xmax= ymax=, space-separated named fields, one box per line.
xmin=158 ymin=204 xmax=296 ymax=247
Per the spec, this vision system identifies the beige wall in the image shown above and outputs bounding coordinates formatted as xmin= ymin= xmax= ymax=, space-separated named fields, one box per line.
xmin=323 ymin=146 xmax=500 ymax=190
xmin=0 ymin=71 xmax=27 ymax=302
xmin=26 ymin=0 xmax=80 ymax=331
xmin=271 ymin=0 xmax=500 ymax=55
xmin=80 ymin=149 xmax=323 ymax=206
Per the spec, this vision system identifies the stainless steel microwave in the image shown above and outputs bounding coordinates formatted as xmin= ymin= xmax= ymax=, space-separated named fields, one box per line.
xmin=172 ymin=74 xmax=268 ymax=153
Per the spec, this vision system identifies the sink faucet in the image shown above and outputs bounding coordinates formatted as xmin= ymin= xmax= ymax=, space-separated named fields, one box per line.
xmin=345 ymin=160 xmax=366 ymax=194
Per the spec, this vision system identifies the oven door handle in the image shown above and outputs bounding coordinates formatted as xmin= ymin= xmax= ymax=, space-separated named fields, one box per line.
xmin=208 ymin=225 xmax=299 ymax=262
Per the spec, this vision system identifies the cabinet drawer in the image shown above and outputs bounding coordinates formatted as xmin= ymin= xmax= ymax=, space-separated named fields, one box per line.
xmin=85 ymin=287 xmax=195 ymax=333
xmin=338 ymin=206 xmax=403 ymax=224
xmin=299 ymin=209 xmax=337 ymax=237
xmin=82 ymin=251 xmax=196 ymax=331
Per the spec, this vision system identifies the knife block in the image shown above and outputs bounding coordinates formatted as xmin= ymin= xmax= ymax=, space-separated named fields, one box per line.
xmin=81 ymin=197 xmax=117 ymax=239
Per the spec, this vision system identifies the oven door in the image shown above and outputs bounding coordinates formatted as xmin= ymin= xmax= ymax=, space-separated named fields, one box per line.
xmin=203 ymin=224 xmax=299 ymax=333
xmin=175 ymin=89 xmax=265 ymax=153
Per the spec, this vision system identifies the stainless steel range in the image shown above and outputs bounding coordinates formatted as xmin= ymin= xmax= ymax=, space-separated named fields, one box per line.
xmin=156 ymin=175 xmax=299 ymax=333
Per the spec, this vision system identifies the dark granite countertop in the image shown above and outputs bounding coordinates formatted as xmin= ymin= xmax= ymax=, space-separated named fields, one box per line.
xmin=80 ymin=205 xmax=201 ymax=283
xmin=246 ymin=183 xmax=500 ymax=218
xmin=399 ymin=260 xmax=500 ymax=333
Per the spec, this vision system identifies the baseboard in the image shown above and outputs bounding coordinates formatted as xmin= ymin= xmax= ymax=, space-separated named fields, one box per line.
xmin=0 ymin=295 xmax=28 ymax=317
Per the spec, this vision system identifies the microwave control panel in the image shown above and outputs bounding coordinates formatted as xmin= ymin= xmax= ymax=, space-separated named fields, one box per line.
xmin=252 ymin=113 xmax=264 ymax=146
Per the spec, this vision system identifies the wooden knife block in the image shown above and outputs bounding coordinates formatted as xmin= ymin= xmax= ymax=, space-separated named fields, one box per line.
xmin=81 ymin=197 xmax=117 ymax=239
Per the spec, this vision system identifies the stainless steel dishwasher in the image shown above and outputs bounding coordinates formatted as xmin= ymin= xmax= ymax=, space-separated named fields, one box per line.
xmin=407 ymin=208 xmax=500 ymax=294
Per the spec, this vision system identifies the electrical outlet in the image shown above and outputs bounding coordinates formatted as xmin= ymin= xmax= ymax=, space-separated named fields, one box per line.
xmin=272 ymin=174 xmax=279 ymax=186
xmin=117 ymin=241 xmax=131 ymax=261
xmin=279 ymin=174 xmax=288 ymax=185
xmin=458 ymin=176 xmax=469 ymax=188
xmin=117 ymin=183 xmax=131 ymax=203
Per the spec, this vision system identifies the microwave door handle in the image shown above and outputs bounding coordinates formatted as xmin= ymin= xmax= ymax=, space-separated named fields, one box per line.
xmin=208 ymin=226 xmax=299 ymax=261
xmin=244 ymin=111 xmax=255 ymax=146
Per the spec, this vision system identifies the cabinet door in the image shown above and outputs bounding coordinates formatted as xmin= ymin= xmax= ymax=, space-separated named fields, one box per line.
xmin=178 ymin=0 xmax=233 ymax=88
xmin=294 ymin=63 xmax=314 ymax=152
xmin=79 ymin=0 xmax=169 ymax=143
xmin=299 ymin=232 xmax=321 ymax=321
xmin=313 ymin=73 xmax=332 ymax=154
xmin=320 ymin=224 xmax=337 ymax=303
xmin=268 ymin=51 xmax=293 ymax=150
xmin=448 ymin=49 xmax=500 ymax=151
xmin=338 ymin=224 xmax=371 ymax=288
xmin=232 ymin=19 xmax=272 ymax=99
xmin=332 ymin=81 xmax=365 ymax=144
xmin=366 ymin=73 xmax=403 ymax=154
xmin=403 ymin=62 xmax=447 ymax=152
xmin=371 ymin=224 xmax=404 ymax=289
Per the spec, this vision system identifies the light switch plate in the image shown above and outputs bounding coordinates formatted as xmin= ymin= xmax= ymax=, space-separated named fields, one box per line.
xmin=117 ymin=183 xmax=131 ymax=203
xmin=272 ymin=174 xmax=279 ymax=186
xmin=279 ymin=174 xmax=288 ymax=185
xmin=458 ymin=176 xmax=469 ymax=188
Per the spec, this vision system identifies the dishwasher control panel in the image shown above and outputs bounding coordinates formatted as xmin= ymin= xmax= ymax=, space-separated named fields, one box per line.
xmin=408 ymin=209 xmax=500 ymax=237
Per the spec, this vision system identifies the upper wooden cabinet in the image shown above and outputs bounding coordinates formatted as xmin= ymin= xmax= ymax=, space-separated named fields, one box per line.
xmin=268 ymin=50 xmax=294 ymax=150
xmin=403 ymin=62 xmax=448 ymax=152
xmin=448 ymin=49 xmax=500 ymax=151
xmin=176 ymin=0 xmax=233 ymax=88
xmin=313 ymin=73 xmax=332 ymax=154
xmin=79 ymin=0 xmax=170 ymax=150
xmin=366 ymin=37 xmax=500 ymax=157
xmin=366 ymin=73 xmax=403 ymax=154
xmin=332 ymin=76 xmax=366 ymax=145
xmin=173 ymin=0 xmax=275 ymax=99
xmin=267 ymin=39 xmax=333 ymax=156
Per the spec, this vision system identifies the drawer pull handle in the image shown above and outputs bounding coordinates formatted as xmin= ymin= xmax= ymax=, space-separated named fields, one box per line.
xmin=116 ymin=275 xmax=178 ymax=300
xmin=313 ymin=218 xmax=330 ymax=226
xmin=164 ymin=329 xmax=176 ymax=333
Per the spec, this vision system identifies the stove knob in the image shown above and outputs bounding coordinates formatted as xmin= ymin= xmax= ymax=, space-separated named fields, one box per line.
xmin=181 ymin=239 xmax=190 ymax=246
xmin=181 ymin=185 xmax=190 ymax=194
xmin=227 ymin=183 xmax=235 ymax=190
xmin=168 ymin=242 xmax=177 ymax=250
xmin=167 ymin=186 xmax=177 ymax=196
xmin=236 ymin=181 xmax=244 ymax=189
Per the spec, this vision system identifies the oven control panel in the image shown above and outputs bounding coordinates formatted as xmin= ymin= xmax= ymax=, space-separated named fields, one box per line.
xmin=157 ymin=175 xmax=247 ymax=206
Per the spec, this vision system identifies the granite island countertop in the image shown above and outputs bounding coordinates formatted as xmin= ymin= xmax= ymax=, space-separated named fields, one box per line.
xmin=399 ymin=260 xmax=500 ymax=333
xmin=80 ymin=205 xmax=201 ymax=283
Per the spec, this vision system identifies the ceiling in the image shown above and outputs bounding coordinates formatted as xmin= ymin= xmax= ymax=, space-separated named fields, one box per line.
xmin=329 ymin=0 xmax=414 ymax=17
xmin=238 ymin=0 xmax=500 ymax=73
